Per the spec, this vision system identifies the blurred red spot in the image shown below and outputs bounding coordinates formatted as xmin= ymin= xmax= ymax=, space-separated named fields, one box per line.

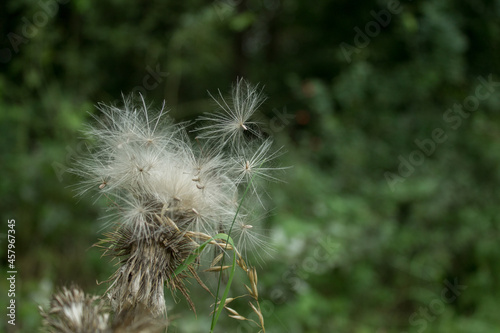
xmin=296 ymin=110 xmax=310 ymax=125
xmin=301 ymin=81 xmax=315 ymax=98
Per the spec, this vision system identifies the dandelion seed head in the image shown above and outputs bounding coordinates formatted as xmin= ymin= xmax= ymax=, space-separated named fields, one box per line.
xmin=194 ymin=78 xmax=266 ymax=147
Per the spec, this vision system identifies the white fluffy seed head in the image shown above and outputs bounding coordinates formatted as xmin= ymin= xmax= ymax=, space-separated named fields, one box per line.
xmin=231 ymin=139 xmax=289 ymax=206
xmin=75 ymin=80 xmax=286 ymax=265
xmin=194 ymin=78 xmax=266 ymax=148
xmin=231 ymin=210 xmax=274 ymax=265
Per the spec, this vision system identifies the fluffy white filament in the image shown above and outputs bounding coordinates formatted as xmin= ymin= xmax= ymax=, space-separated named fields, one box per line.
xmin=75 ymin=80 xmax=284 ymax=260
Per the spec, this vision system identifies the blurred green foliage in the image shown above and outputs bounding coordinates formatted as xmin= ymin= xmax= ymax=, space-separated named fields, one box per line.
xmin=1 ymin=0 xmax=500 ymax=332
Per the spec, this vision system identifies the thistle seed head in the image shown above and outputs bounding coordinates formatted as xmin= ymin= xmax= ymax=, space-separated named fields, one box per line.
xmin=40 ymin=286 xmax=110 ymax=333
xmin=73 ymin=79 xmax=287 ymax=322
xmin=102 ymin=214 xmax=199 ymax=316
xmin=194 ymin=78 xmax=266 ymax=147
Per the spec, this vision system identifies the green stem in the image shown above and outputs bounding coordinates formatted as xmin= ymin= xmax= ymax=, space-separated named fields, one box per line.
xmin=210 ymin=172 xmax=259 ymax=332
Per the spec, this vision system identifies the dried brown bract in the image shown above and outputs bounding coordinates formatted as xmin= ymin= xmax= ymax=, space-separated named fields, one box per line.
xmin=99 ymin=213 xmax=202 ymax=316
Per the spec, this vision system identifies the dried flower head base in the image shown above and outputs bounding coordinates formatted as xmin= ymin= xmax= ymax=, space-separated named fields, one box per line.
xmin=41 ymin=79 xmax=286 ymax=332
xmin=97 ymin=211 xmax=209 ymax=317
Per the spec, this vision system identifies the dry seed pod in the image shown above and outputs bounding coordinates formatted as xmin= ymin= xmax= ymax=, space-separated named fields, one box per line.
xmin=210 ymin=253 xmax=224 ymax=267
xmin=249 ymin=302 xmax=264 ymax=326
xmin=204 ymin=265 xmax=232 ymax=272
xmin=244 ymin=284 xmax=253 ymax=296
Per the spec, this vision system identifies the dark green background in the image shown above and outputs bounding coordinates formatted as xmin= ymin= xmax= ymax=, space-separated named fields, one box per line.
xmin=1 ymin=0 xmax=500 ymax=332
